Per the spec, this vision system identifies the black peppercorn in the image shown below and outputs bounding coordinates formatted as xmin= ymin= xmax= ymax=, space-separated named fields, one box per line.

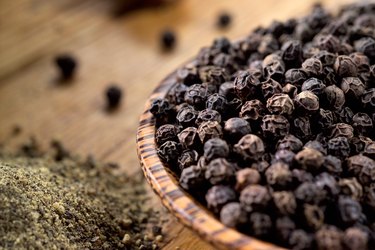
xmin=195 ymin=109 xmax=221 ymax=126
xmin=104 ymin=86 xmax=122 ymax=108
xmin=261 ymin=115 xmax=290 ymax=138
xmin=235 ymin=168 xmax=261 ymax=191
xmin=203 ymin=138 xmax=229 ymax=163
xmin=302 ymin=57 xmax=323 ymax=76
xmin=339 ymin=178 xmax=363 ymax=200
xmin=217 ymin=12 xmax=232 ymax=29
xmin=261 ymin=78 xmax=283 ymax=100
xmin=273 ymin=191 xmax=297 ymax=215
xmin=240 ymin=185 xmax=271 ymax=212
xmin=233 ymin=70 xmax=260 ymax=100
xmin=265 ymin=162 xmax=292 ymax=189
xmin=301 ymin=78 xmax=326 ymax=95
xmin=334 ymin=55 xmax=358 ymax=77
xmin=315 ymin=225 xmax=343 ymax=250
xmin=176 ymin=105 xmax=198 ymax=127
xmin=178 ymin=127 xmax=200 ymax=149
xmin=206 ymin=185 xmax=236 ymax=214
xmin=197 ymin=121 xmax=223 ymax=143
xmin=180 ymin=165 xmax=205 ymax=191
xmin=294 ymin=91 xmax=320 ymax=113
xmin=205 ymin=158 xmax=236 ymax=185
xmin=160 ymin=29 xmax=176 ymax=50
xmin=184 ymin=84 xmax=209 ymax=110
xmin=328 ymin=136 xmax=350 ymax=159
xmin=239 ymin=100 xmax=266 ymax=121
xmin=178 ymin=150 xmax=199 ymax=170
xmin=150 ymin=98 xmax=174 ymax=124
xmin=289 ymin=229 xmax=313 ymax=250
xmin=224 ymin=117 xmax=251 ymax=143
xmin=234 ymin=134 xmax=265 ymax=161
xmin=55 ymin=54 xmax=77 ymax=79
xmin=249 ymin=212 xmax=273 ymax=238
xmin=220 ymin=202 xmax=247 ymax=228
xmin=277 ymin=134 xmax=303 ymax=152
xmin=156 ymin=124 xmax=180 ymax=145
xmin=338 ymin=196 xmax=363 ymax=225
xmin=343 ymin=227 xmax=369 ymax=250
xmin=266 ymin=93 xmax=294 ymax=115
xmin=157 ymin=141 xmax=181 ymax=164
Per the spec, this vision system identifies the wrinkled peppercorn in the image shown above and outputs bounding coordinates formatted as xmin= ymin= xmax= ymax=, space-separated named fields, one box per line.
xmin=295 ymin=147 xmax=324 ymax=172
xmin=205 ymin=158 xmax=236 ymax=185
xmin=195 ymin=109 xmax=221 ymax=126
xmin=277 ymin=134 xmax=303 ymax=152
xmin=289 ymin=229 xmax=313 ymax=250
xmin=266 ymin=93 xmax=294 ymax=115
xmin=239 ymin=100 xmax=266 ymax=121
xmin=249 ymin=212 xmax=273 ymax=238
xmin=206 ymin=185 xmax=236 ymax=214
xmin=301 ymin=78 xmax=326 ymax=95
xmin=180 ymin=165 xmax=205 ymax=191
xmin=338 ymin=196 xmax=363 ymax=225
xmin=339 ymin=178 xmax=363 ymax=200
xmin=294 ymin=91 xmax=320 ymax=113
xmin=233 ymin=70 xmax=260 ymax=100
xmin=273 ymin=191 xmax=297 ymax=215
xmin=315 ymin=225 xmax=343 ymax=250
xmin=156 ymin=124 xmax=180 ymax=145
xmin=224 ymin=117 xmax=251 ymax=142
xmin=265 ymin=162 xmax=292 ymax=189
xmin=157 ymin=141 xmax=181 ymax=164
xmin=261 ymin=115 xmax=290 ymax=138
xmin=178 ymin=150 xmax=199 ymax=170
xmin=343 ymin=227 xmax=369 ymax=250
xmin=176 ymin=105 xmax=198 ymax=127
xmin=234 ymin=134 xmax=265 ymax=161
xmin=334 ymin=55 xmax=358 ymax=77
xmin=302 ymin=57 xmax=323 ymax=76
xmin=203 ymin=138 xmax=229 ymax=162
xmin=220 ymin=202 xmax=247 ymax=228
xmin=197 ymin=121 xmax=223 ymax=143
xmin=328 ymin=136 xmax=350 ymax=159
xmin=240 ymin=185 xmax=271 ymax=212
xmin=235 ymin=168 xmax=261 ymax=191
xmin=322 ymin=85 xmax=346 ymax=111
xmin=178 ymin=127 xmax=200 ymax=149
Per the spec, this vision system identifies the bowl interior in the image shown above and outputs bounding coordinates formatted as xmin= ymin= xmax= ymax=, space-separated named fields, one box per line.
xmin=136 ymin=64 xmax=286 ymax=250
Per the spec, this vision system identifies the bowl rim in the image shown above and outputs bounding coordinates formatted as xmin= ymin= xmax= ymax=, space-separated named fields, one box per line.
xmin=136 ymin=61 xmax=286 ymax=250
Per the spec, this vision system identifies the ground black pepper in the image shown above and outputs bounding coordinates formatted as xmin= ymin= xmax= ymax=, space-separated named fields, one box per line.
xmin=153 ymin=2 xmax=375 ymax=249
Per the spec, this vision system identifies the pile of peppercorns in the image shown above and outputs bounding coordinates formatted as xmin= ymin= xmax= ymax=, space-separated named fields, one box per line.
xmin=151 ymin=3 xmax=375 ymax=249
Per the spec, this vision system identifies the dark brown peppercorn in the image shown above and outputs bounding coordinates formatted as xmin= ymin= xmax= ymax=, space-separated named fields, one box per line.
xmin=265 ymin=162 xmax=292 ymax=189
xmin=233 ymin=70 xmax=260 ymax=100
xmin=217 ymin=12 xmax=232 ymax=29
xmin=274 ymin=149 xmax=295 ymax=165
xmin=156 ymin=124 xmax=180 ymax=145
xmin=293 ymin=116 xmax=312 ymax=140
xmin=206 ymin=185 xmax=236 ymax=214
xmin=184 ymin=84 xmax=209 ymax=109
xmin=250 ymin=161 xmax=270 ymax=175
xmin=157 ymin=141 xmax=181 ymax=164
xmin=150 ymin=98 xmax=173 ymax=124
xmin=239 ymin=100 xmax=266 ymax=121
xmin=160 ymin=29 xmax=176 ymax=50
xmin=235 ymin=168 xmax=261 ymax=191
xmin=339 ymin=178 xmax=363 ymax=200
xmin=282 ymin=40 xmax=303 ymax=66
xmin=105 ymin=85 xmax=122 ymax=108
xmin=273 ymin=191 xmax=297 ymax=215
xmin=266 ymin=93 xmax=294 ymax=115
xmin=323 ymin=155 xmax=343 ymax=176
xmin=295 ymin=182 xmax=324 ymax=204
xmin=178 ymin=127 xmax=200 ymax=149
xmin=176 ymin=105 xmax=198 ymax=127
xmin=352 ymin=112 xmax=373 ymax=135
xmin=301 ymin=78 xmax=326 ymax=95
xmin=178 ymin=150 xmax=199 ymax=170
xmin=340 ymin=77 xmax=365 ymax=100
xmin=329 ymin=123 xmax=354 ymax=139
xmin=219 ymin=82 xmax=236 ymax=100
xmin=261 ymin=78 xmax=282 ymax=100
xmin=224 ymin=118 xmax=251 ymax=142
xmin=261 ymin=115 xmax=290 ymax=138
xmin=249 ymin=212 xmax=273 ymax=238
xmin=334 ymin=55 xmax=358 ymax=77
xmin=277 ymin=134 xmax=303 ymax=152
xmin=289 ymin=229 xmax=313 ymax=250
xmin=343 ymin=227 xmax=369 ymax=250
xmin=55 ymin=54 xmax=77 ymax=79
xmin=220 ymin=202 xmax=247 ymax=228
xmin=206 ymin=94 xmax=227 ymax=113
xmin=177 ymin=66 xmax=201 ymax=86
xmin=234 ymin=134 xmax=265 ymax=161
xmin=205 ymin=158 xmax=236 ymax=185
xmin=167 ymin=83 xmax=188 ymax=105
xmin=284 ymin=68 xmax=308 ymax=85
xmin=295 ymin=147 xmax=324 ymax=171
xmin=328 ymin=136 xmax=350 ymax=159
xmin=322 ymin=85 xmax=346 ymax=111
xmin=303 ymin=204 xmax=324 ymax=230
xmin=240 ymin=185 xmax=271 ymax=212
xmin=262 ymin=54 xmax=285 ymax=81
xmin=203 ymin=138 xmax=229 ymax=162
xmin=195 ymin=109 xmax=221 ymax=126
xmin=275 ymin=216 xmax=295 ymax=242
xmin=354 ymin=37 xmax=375 ymax=59
xmin=361 ymin=88 xmax=375 ymax=110
xmin=292 ymin=169 xmax=314 ymax=185
xmin=197 ymin=121 xmax=223 ymax=143
xmin=179 ymin=165 xmax=205 ymax=191
xmin=294 ymin=91 xmax=320 ymax=114
xmin=338 ymin=196 xmax=362 ymax=225
xmin=302 ymin=57 xmax=323 ymax=76
xmin=336 ymin=106 xmax=354 ymax=124
xmin=304 ymin=140 xmax=327 ymax=155
xmin=315 ymin=172 xmax=340 ymax=199
xmin=315 ymin=225 xmax=343 ymax=250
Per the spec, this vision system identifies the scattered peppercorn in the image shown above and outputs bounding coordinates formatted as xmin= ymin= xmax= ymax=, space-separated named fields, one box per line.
xmin=160 ymin=29 xmax=176 ymax=50
xmin=105 ymin=85 xmax=123 ymax=109
xmin=217 ymin=12 xmax=232 ymax=29
xmin=54 ymin=54 xmax=77 ymax=79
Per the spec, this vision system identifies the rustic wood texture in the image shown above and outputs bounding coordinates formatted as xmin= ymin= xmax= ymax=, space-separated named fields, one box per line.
xmin=0 ymin=0 xmax=353 ymax=249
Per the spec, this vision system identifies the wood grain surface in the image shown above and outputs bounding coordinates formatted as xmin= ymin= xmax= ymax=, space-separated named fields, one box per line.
xmin=0 ymin=0 xmax=353 ymax=249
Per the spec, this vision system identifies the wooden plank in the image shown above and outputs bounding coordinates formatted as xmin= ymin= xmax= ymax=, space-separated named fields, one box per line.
xmin=0 ymin=0 xmax=353 ymax=249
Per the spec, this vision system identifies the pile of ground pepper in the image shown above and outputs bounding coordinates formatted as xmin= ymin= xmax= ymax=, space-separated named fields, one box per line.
xmin=0 ymin=139 xmax=162 ymax=250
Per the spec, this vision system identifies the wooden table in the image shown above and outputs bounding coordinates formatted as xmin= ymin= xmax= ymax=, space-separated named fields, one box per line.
xmin=0 ymin=0 xmax=353 ymax=249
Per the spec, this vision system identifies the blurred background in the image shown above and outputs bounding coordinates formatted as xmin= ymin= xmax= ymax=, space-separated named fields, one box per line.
xmin=0 ymin=0 xmax=355 ymax=249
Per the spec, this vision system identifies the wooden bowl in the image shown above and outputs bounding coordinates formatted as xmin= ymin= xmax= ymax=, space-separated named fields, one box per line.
xmin=136 ymin=62 xmax=286 ymax=250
